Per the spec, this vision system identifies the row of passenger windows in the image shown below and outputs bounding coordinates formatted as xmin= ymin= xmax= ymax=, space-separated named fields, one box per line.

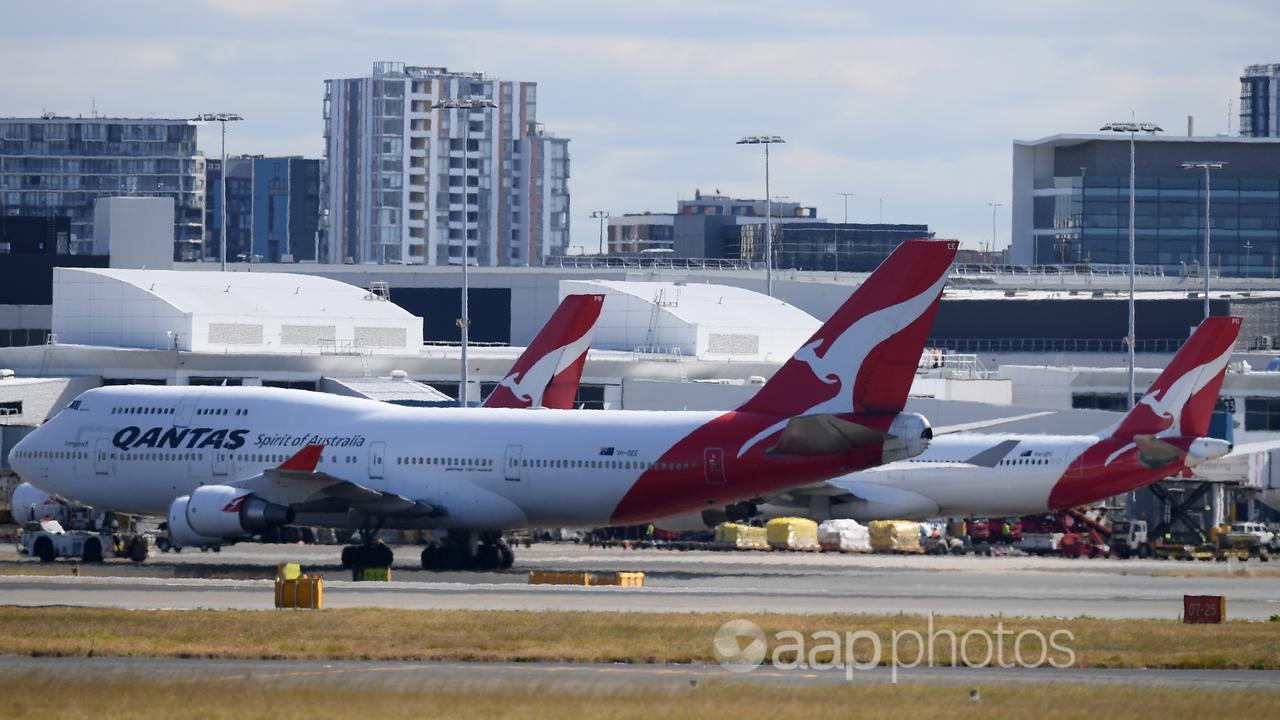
xmin=399 ymin=456 xmax=493 ymax=468
xmin=11 ymin=450 xmax=87 ymax=460
xmin=517 ymin=458 xmax=694 ymax=471
xmin=108 ymin=406 xmax=249 ymax=417
xmin=999 ymin=457 xmax=1059 ymax=466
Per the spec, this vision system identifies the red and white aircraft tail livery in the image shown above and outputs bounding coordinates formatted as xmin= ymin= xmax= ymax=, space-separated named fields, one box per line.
xmin=734 ymin=316 xmax=1243 ymax=524
xmin=9 ymin=239 xmax=957 ymax=570
xmin=482 ymin=293 xmax=604 ymax=409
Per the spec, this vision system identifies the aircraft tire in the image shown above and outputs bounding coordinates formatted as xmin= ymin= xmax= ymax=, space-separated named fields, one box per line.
xmin=82 ymin=537 xmax=104 ymax=564
xmin=34 ymin=537 xmax=56 ymax=563
xmin=498 ymin=543 xmax=515 ymax=569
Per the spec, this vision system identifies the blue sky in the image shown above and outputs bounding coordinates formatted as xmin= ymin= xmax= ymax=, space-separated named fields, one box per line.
xmin=3 ymin=0 xmax=1278 ymax=250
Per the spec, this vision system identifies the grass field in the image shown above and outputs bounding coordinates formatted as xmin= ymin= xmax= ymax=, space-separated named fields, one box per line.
xmin=2 ymin=607 xmax=1279 ymax=670
xmin=2 ymin=672 xmax=1277 ymax=720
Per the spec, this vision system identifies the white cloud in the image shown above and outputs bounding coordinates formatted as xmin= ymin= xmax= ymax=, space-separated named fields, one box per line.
xmin=3 ymin=0 xmax=1278 ymax=250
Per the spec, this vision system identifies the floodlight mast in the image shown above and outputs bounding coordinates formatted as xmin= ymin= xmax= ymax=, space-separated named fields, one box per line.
xmin=1099 ymin=120 xmax=1162 ymax=409
xmin=192 ymin=113 xmax=243 ymax=271
xmin=1181 ymin=161 xmax=1227 ymax=319
xmin=432 ymin=98 xmax=496 ymax=407
xmin=736 ymin=135 xmax=785 ymax=297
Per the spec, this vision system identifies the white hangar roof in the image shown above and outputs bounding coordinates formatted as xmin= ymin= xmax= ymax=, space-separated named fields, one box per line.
xmin=561 ymin=279 xmax=819 ymax=363
xmin=52 ymin=268 xmax=423 ymax=354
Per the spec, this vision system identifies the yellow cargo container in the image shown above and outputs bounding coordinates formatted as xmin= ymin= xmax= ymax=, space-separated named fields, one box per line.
xmin=766 ymin=517 xmax=820 ymax=550
xmin=714 ymin=522 xmax=770 ymax=550
xmin=868 ymin=520 xmax=923 ymax=553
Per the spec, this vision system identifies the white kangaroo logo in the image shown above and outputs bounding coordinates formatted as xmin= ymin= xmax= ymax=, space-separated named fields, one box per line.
xmin=495 ymin=329 xmax=593 ymax=407
xmin=737 ymin=270 xmax=950 ymax=458
xmin=1103 ymin=343 xmax=1232 ymax=466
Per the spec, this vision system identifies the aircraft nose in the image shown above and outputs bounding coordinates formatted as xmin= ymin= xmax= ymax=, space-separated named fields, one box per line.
xmin=7 ymin=430 xmax=34 ymax=477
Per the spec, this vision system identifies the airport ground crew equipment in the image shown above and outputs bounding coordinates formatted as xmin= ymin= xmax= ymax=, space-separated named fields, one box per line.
xmin=275 ymin=564 xmax=324 ymax=609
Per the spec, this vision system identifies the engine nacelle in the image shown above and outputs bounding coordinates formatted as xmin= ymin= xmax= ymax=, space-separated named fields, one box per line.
xmin=1186 ymin=437 xmax=1233 ymax=467
xmin=181 ymin=484 xmax=294 ymax=539
xmin=166 ymin=495 xmax=227 ymax=548
xmin=9 ymin=482 xmax=66 ymax=525
xmin=880 ymin=412 xmax=933 ymax=464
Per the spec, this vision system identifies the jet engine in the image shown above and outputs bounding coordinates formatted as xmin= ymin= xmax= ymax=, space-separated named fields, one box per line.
xmin=167 ymin=485 xmax=294 ymax=543
xmin=165 ymin=496 xmax=228 ymax=548
xmin=9 ymin=482 xmax=66 ymax=525
xmin=880 ymin=412 xmax=933 ymax=464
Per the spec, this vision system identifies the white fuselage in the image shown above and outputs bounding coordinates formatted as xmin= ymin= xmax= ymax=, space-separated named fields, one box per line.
xmin=812 ymin=433 xmax=1099 ymax=521
xmin=13 ymin=385 xmax=730 ymax=529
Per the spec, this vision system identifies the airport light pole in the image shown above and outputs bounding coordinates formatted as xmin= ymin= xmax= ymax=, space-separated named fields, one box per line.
xmin=1100 ymin=120 xmax=1162 ymax=409
xmin=987 ymin=202 xmax=1002 ymax=255
xmin=839 ymin=192 xmax=855 ymax=224
xmin=590 ymin=210 xmax=611 ymax=254
xmin=1181 ymin=161 xmax=1227 ymax=320
xmin=193 ymin=113 xmax=243 ymax=271
xmin=737 ymin=135 xmax=785 ymax=296
xmin=434 ymin=97 xmax=496 ymax=407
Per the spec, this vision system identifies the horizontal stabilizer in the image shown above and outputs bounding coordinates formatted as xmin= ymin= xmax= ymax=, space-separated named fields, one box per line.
xmin=770 ymin=414 xmax=889 ymax=456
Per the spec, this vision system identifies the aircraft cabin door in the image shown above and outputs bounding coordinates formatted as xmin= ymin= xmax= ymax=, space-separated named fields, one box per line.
xmin=212 ymin=450 xmax=228 ymax=477
xmin=704 ymin=447 xmax=727 ymax=485
xmin=369 ymin=442 xmax=386 ymax=480
xmin=504 ymin=444 xmax=523 ymax=482
xmin=94 ymin=438 xmax=111 ymax=476
xmin=175 ymin=390 xmax=203 ymax=428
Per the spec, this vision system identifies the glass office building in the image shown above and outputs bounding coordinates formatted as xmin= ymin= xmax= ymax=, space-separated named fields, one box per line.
xmin=0 ymin=116 xmax=206 ymax=259
xmin=1013 ymin=134 xmax=1280 ymax=277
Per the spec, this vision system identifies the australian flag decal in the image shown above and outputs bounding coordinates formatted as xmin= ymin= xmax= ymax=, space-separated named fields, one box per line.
xmin=599 ymin=447 xmax=615 ymax=456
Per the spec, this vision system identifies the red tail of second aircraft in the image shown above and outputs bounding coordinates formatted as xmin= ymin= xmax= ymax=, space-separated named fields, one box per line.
xmin=482 ymin=294 xmax=605 ymax=409
xmin=1107 ymin=316 xmax=1241 ymax=441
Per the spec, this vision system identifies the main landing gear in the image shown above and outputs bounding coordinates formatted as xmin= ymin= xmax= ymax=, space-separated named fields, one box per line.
xmin=341 ymin=515 xmax=394 ymax=569
xmin=421 ymin=531 xmax=514 ymax=571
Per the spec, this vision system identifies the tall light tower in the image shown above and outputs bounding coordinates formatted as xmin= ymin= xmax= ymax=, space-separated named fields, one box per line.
xmin=434 ymin=96 xmax=496 ymax=407
xmin=736 ymin=135 xmax=785 ymax=296
xmin=987 ymin=202 xmax=1002 ymax=255
xmin=1181 ymin=161 xmax=1227 ymax=319
xmin=839 ymin=192 xmax=855 ymax=223
xmin=590 ymin=210 xmax=611 ymax=254
xmin=1100 ymin=120 xmax=1163 ymax=409
xmin=193 ymin=113 xmax=243 ymax=270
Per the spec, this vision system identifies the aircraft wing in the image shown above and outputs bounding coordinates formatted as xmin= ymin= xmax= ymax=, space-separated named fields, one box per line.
xmin=231 ymin=445 xmax=435 ymax=518
xmin=932 ymin=412 xmax=1054 ymax=435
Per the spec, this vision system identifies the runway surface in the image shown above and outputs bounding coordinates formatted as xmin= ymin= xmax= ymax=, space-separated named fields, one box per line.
xmin=2 ymin=655 xmax=1278 ymax=693
xmin=3 ymin=543 xmax=1280 ymax=619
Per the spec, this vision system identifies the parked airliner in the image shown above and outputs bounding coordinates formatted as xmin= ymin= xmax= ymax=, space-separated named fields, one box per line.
xmin=666 ymin=316 xmax=1243 ymax=528
xmin=9 ymin=240 xmax=958 ymax=569
xmin=8 ymin=292 xmax=604 ymax=547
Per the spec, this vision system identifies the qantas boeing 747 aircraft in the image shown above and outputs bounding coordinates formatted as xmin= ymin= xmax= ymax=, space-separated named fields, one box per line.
xmin=10 ymin=239 xmax=957 ymax=569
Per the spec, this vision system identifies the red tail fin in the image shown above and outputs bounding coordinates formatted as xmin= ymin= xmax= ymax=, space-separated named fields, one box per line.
xmin=1109 ymin=316 xmax=1240 ymax=440
xmin=738 ymin=239 xmax=957 ymax=417
xmin=482 ymin=294 xmax=605 ymax=409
